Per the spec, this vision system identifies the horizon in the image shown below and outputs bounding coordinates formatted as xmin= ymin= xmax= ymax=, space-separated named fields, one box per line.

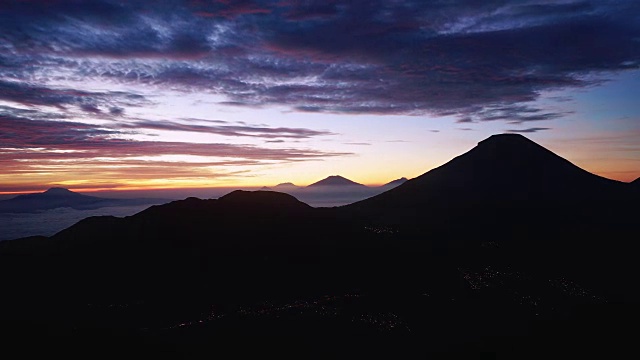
xmin=1 ymin=1 xmax=639 ymax=193
xmin=1 ymin=131 xmax=636 ymax=200
xmin=0 ymin=172 xmax=405 ymax=197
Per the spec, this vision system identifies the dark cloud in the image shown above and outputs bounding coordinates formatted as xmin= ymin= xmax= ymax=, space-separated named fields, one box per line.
xmin=0 ymin=109 xmax=346 ymax=162
xmin=1 ymin=0 xmax=639 ymax=122
xmin=109 ymin=107 xmax=125 ymax=116
xmin=458 ymin=104 xmax=571 ymax=124
xmin=116 ymin=120 xmax=335 ymax=139
xmin=507 ymin=127 xmax=551 ymax=133
xmin=191 ymin=0 xmax=272 ymax=18
xmin=283 ymin=1 xmax=340 ymax=21
xmin=0 ymin=80 xmax=148 ymax=112
xmin=0 ymin=113 xmax=120 ymax=149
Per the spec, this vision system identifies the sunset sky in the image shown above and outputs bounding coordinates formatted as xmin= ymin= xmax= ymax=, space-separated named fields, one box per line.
xmin=1 ymin=0 xmax=639 ymax=194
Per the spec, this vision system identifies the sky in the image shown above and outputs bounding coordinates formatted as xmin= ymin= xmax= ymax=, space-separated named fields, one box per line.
xmin=1 ymin=0 xmax=639 ymax=195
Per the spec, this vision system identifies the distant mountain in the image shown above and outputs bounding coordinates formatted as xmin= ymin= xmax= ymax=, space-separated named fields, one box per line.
xmin=273 ymin=182 xmax=301 ymax=190
xmin=632 ymin=177 xmax=640 ymax=187
xmin=380 ymin=177 xmax=408 ymax=188
xmin=265 ymin=179 xmax=374 ymax=207
xmin=307 ymin=175 xmax=367 ymax=188
xmin=0 ymin=187 xmax=170 ymax=213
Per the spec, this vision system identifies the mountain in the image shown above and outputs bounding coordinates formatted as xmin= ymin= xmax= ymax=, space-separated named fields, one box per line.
xmin=380 ymin=177 xmax=408 ymax=188
xmin=349 ymin=133 xmax=628 ymax=214
xmin=1 ymin=134 xmax=639 ymax=355
xmin=345 ymin=133 xmax=638 ymax=296
xmin=632 ymin=177 xmax=640 ymax=187
xmin=0 ymin=187 xmax=170 ymax=213
xmin=273 ymin=182 xmax=300 ymax=190
xmin=307 ymin=175 xmax=367 ymax=188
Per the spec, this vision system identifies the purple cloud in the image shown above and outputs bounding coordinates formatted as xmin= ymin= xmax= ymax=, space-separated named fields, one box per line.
xmin=117 ymin=120 xmax=335 ymax=139
xmin=507 ymin=127 xmax=552 ymax=133
xmin=0 ymin=1 xmax=638 ymax=123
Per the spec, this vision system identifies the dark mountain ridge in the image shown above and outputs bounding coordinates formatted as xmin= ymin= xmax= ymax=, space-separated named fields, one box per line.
xmin=380 ymin=177 xmax=408 ymax=188
xmin=347 ymin=133 xmax=631 ymax=225
xmin=1 ymin=134 xmax=639 ymax=355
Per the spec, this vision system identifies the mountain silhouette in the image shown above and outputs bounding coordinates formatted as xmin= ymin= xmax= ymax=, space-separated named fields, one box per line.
xmin=0 ymin=187 xmax=170 ymax=213
xmin=1 ymin=134 xmax=639 ymax=355
xmin=43 ymin=187 xmax=76 ymax=195
xmin=218 ymin=190 xmax=311 ymax=210
xmin=307 ymin=175 xmax=367 ymax=187
xmin=272 ymin=182 xmax=300 ymax=191
xmin=350 ymin=133 xmax=628 ymax=213
xmin=345 ymin=133 xmax=638 ymax=300
xmin=380 ymin=177 xmax=408 ymax=188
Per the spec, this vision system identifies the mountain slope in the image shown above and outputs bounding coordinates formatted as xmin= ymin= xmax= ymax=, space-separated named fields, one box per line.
xmin=349 ymin=133 xmax=628 ymax=213
xmin=32 ymin=190 xmax=324 ymax=256
xmin=1 ymin=134 xmax=639 ymax=353
xmin=380 ymin=177 xmax=408 ymax=189
xmin=342 ymin=133 xmax=639 ymax=302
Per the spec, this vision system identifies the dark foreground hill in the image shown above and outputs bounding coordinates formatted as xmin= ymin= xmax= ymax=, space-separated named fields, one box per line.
xmin=0 ymin=187 xmax=169 ymax=213
xmin=345 ymin=133 xmax=638 ymax=299
xmin=0 ymin=134 xmax=639 ymax=357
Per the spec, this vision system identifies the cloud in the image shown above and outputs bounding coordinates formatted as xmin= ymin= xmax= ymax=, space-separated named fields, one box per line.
xmin=0 ymin=105 xmax=350 ymax=190
xmin=0 ymin=80 xmax=148 ymax=112
xmin=344 ymin=142 xmax=371 ymax=146
xmin=506 ymin=127 xmax=551 ymax=133
xmin=117 ymin=119 xmax=335 ymax=139
xmin=0 ymin=109 xmax=346 ymax=161
xmin=1 ymin=1 xmax=639 ymax=122
xmin=458 ymin=104 xmax=571 ymax=124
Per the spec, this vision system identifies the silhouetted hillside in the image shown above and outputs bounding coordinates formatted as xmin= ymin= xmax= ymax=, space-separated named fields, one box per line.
xmin=273 ymin=182 xmax=300 ymax=190
xmin=380 ymin=177 xmax=408 ymax=188
xmin=345 ymin=133 xmax=638 ymax=301
xmin=1 ymin=134 xmax=639 ymax=356
xmin=349 ymin=134 xmax=632 ymax=226
xmin=0 ymin=187 xmax=169 ymax=213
